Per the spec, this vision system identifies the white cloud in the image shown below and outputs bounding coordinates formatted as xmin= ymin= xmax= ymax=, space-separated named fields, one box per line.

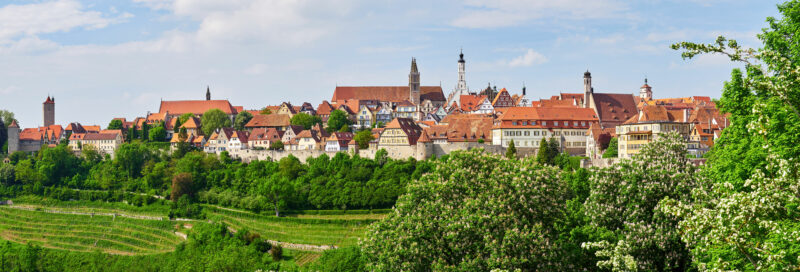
xmin=243 ymin=63 xmax=267 ymax=75
xmin=508 ymin=49 xmax=547 ymax=67
xmin=451 ymin=0 xmax=629 ymax=28
xmin=0 ymin=0 xmax=126 ymax=41
xmin=358 ymin=45 xmax=426 ymax=54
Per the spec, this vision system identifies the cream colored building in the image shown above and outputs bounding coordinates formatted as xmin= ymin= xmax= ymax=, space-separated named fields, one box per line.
xmin=616 ymin=105 xmax=692 ymax=158
xmin=69 ymin=132 xmax=123 ymax=155
xmin=491 ymin=107 xmax=599 ymax=155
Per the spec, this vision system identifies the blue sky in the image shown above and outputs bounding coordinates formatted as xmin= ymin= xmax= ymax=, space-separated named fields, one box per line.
xmin=0 ymin=0 xmax=784 ymax=127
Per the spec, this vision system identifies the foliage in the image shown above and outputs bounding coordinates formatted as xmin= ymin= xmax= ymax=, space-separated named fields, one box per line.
xmin=201 ymin=108 xmax=232 ymax=136
xmin=362 ymin=149 xmax=570 ymax=271
xmin=582 ymin=132 xmax=697 ymax=271
xmin=310 ymin=246 xmax=366 ymax=272
xmin=148 ymin=125 xmax=167 ymax=142
xmin=664 ymin=2 xmax=800 ymax=270
xmin=234 ymin=111 xmax=254 ymax=131
xmin=270 ymin=243 xmax=283 ymax=261
xmin=353 ymin=130 xmax=373 ymax=149
xmin=107 ymin=119 xmax=123 ymax=130
xmin=178 ymin=113 xmax=194 ymax=125
xmin=290 ymin=112 xmax=322 ymax=130
xmin=269 ymin=140 xmax=284 ymax=150
xmin=602 ymin=137 xmax=618 ymax=158
xmin=259 ymin=107 xmax=272 ymax=115
xmin=327 ymin=109 xmax=351 ymax=132
xmin=505 ymin=139 xmax=516 ymax=159
xmin=536 ymin=138 xmax=549 ymax=165
xmin=171 ymin=172 xmax=193 ymax=201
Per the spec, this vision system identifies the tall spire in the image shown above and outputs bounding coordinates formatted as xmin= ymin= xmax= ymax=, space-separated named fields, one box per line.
xmin=206 ymin=86 xmax=211 ymax=101
xmin=410 ymin=57 xmax=418 ymax=73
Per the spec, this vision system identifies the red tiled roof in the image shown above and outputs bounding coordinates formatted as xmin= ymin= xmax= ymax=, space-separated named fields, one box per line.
xmin=83 ymin=132 xmax=120 ymax=140
xmin=245 ymin=114 xmax=291 ymax=128
xmin=332 ymin=86 xmax=446 ymax=103
xmin=181 ymin=117 xmax=201 ymax=129
xmin=316 ymin=101 xmax=335 ymax=115
xmin=591 ymin=93 xmax=638 ymax=127
xmin=19 ymin=128 xmax=43 ymax=141
xmin=159 ymin=100 xmax=238 ymax=115
xmin=460 ymin=95 xmax=487 ymax=112
xmin=8 ymin=119 xmax=18 ymax=128
xmin=624 ymin=105 xmax=684 ymax=124
xmin=443 ymin=116 xmax=493 ymax=142
xmin=384 ymin=118 xmax=423 ymax=145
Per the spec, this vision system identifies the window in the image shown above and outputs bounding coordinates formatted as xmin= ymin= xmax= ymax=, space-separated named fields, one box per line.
xmin=524 ymin=131 xmax=530 ymax=136
xmin=522 ymin=121 xmax=527 ymax=126
xmin=574 ymin=121 xmax=578 ymax=126
xmin=512 ymin=121 xmax=517 ymax=126
xmin=555 ymin=121 xmax=559 ymax=126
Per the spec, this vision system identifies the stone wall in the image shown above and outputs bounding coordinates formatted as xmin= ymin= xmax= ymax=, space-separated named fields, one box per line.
xmin=226 ymin=142 xmax=508 ymax=162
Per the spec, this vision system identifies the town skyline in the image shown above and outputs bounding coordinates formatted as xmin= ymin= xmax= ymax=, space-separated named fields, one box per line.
xmin=1 ymin=0 xmax=781 ymax=127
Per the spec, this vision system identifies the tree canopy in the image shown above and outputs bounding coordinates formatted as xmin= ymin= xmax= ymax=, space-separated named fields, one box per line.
xmin=201 ymin=109 xmax=232 ymax=136
xmin=234 ymin=111 xmax=253 ymax=131
xmin=107 ymin=119 xmax=123 ymax=130
xmin=290 ymin=112 xmax=322 ymax=130
xmin=327 ymin=110 xmax=351 ymax=132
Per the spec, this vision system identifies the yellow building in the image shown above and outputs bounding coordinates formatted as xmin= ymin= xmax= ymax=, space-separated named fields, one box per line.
xmin=356 ymin=105 xmax=375 ymax=129
xmin=617 ymin=105 xmax=692 ymax=158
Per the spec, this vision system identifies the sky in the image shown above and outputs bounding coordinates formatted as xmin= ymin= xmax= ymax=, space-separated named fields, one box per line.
xmin=0 ymin=0 xmax=785 ymax=128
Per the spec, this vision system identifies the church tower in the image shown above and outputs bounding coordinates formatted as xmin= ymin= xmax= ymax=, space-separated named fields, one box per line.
xmin=457 ymin=49 xmax=467 ymax=94
xmin=43 ymin=96 xmax=55 ymax=127
xmin=206 ymin=86 xmax=211 ymax=101
xmin=583 ymin=71 xmax=593 ymax=108
xmin=639 ymin=78 xmax=652 ymax=101
xmin=409 ymin=58 xmax=421 ymax=105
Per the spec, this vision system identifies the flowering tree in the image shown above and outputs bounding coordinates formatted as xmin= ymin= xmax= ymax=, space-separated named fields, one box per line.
xmin=361 ymin=149 xmax=570 ymax=271
xmin=661 ymin=2 xmax=800 ymax=270
xmin=583 ymin=132 xmax=698 ymax=271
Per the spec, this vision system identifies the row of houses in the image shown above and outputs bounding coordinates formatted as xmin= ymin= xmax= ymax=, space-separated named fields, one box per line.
xmin=7 ymin=54 xmax=729 ymax=161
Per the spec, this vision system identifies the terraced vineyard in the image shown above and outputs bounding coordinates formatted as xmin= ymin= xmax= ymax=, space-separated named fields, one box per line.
xmin=0 ymin=207 xmax=183 ymax=255
xmin=204 ymin=206 xmax=381 ymax=247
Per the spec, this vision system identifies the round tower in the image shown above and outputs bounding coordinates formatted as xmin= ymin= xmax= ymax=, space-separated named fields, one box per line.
xmin=7 ymin=119 xmax=20 ymax=154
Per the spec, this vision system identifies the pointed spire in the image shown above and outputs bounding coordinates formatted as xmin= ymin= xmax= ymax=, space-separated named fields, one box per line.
xmin=458 ymin=48 xmax=465 ymax=63
xmin=206 ymin=85 xmax=211 ymax=100
xmin=410 ymin=57 xmax=418 ymax=73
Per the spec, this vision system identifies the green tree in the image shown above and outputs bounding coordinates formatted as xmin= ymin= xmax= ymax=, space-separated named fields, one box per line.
xmin=662 ymin=3 xmax=800 ymax=269
xmin=327 ymin=110 xmax=351 ymax=132
xmin=234 ymin=111 xmax=254 ymax=131
xmin=178 ymin=113 xmax=194 ymax=124
xmin=259 ymin=108 xmax=272 ymax=115
xmin=148 ymin=126 xmax=167 ymax=142
xmin=536 ymin=138 xmax=550 ymax=165
xmin=353 ymin=130 xmax=373 ymax=149
xmin=583 ymin=133 xmax=696 ymax=271
xmin=171 ymin=172 xmax=193 ymax=201
xmin=107 ymin=119 xmax=123 ymax=130
xmin=548 ymin=137 xmax=560 ymax=163
xmin=115 ymin=143 xmax=149 ymax=178
xmin=269 ymin=141 xmax=284 ymax=150
xmin=290 ymin=112 xmax=322 ymax=130
xmin=201 ymin=109 xmax=232 ymax=136
xmin=505 ymin=139 xmax=516 ymax=159
xmin=362 ymin=149 xmax=570 ymax=271
xmin=0 ymin=109 xmax=12 ymax=154
xmin=602 ymin=137 xmax=618 ymax=158
xmin=258 ymin=174 xmax=294 ymax=217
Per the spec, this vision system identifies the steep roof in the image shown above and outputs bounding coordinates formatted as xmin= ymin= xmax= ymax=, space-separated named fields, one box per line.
xmin=181 ymin=117 xmax=202 ymax=129
xmin=444 ymin=115 xmax=493 ymax=142
xmin=19 ymin=128 xmax=43 ymax=141
xmin=460 ymin=95 xmax=487 ymax=112
xmin=244 ymin=114 xmax=291 ymax=128
xmin=384 ymin=118 xmax=423 ymax=145
xmin=624 ymin=105 xmax=685 ymax=124
xmin=417 ymin=131 xmax=432 ymax=143
xmin=332 ymin=86 xmax=446 ymax=103
xmin=316 ymin=101 xmax=335 ymax=115
xmin=327 ymin=132 xmax=354 ymax=147
xmin=591 ymin=93 xmax=638 ymax=126
xmin=8 ymin=119 xmax=18 ymax=128
xmin=158 ymin=100 xmax=238 ymax=115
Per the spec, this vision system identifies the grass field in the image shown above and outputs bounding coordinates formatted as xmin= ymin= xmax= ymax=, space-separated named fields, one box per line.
xmin=203 ymin=205 xmax=383 ymax=247
xmin=0 ymin=206 xmax=183 ymax=255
